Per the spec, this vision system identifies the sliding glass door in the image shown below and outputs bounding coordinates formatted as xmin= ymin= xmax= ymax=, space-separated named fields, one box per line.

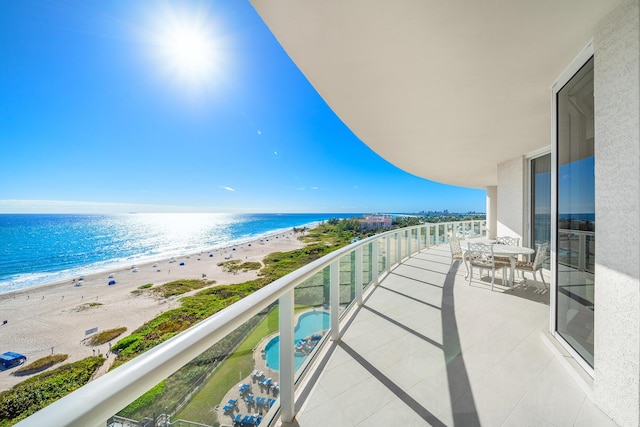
xmin=556 ymin=56 xmax=595 ymax=367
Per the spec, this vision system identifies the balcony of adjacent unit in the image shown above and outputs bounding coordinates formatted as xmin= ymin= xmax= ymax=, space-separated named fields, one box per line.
xmin=17 ymin=221 xmax=615 ymax=427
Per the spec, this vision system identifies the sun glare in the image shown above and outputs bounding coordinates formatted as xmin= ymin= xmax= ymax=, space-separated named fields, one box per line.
xmin=148 ymin=4 xmax=222 ymax=91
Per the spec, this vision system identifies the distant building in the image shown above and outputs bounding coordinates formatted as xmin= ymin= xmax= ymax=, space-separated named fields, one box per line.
xmin=356 ymin=214 xmax=393 ymax=230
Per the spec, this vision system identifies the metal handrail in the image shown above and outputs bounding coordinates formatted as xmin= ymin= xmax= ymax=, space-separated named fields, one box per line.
xmin=18 ymin=220 xmax=485 ymax=427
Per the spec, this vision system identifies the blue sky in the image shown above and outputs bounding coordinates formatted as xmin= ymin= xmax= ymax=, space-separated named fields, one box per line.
xmin=0 ymin=1 xmax=485 ymax=214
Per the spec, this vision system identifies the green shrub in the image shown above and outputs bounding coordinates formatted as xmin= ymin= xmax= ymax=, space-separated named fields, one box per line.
xmin=0 ymin=356 xmax=104 ymax=425
xmin=74 ymin=302 xmax=103 ymax=311
xmin=13 ymin=354 xmax=68 ymax=376
xmin=150 ymin=279 xmax=212 ymax=298
xmin=86 ymin=327 xmax=127 ymax=346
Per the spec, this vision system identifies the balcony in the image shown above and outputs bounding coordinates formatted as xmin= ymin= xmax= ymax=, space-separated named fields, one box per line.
xmin=18 ymin=222 xmax=615 ymax=426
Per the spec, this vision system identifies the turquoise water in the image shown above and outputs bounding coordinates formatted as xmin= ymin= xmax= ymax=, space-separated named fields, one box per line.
xmin=0 ymin=213 xmax=359 ymax=293
xmin=265 ymin=311 xmax=330 ymax=371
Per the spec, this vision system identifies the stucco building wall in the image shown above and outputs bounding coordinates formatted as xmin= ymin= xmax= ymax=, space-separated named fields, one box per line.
xmin=593 ymin=0 xmax=640 ymax=425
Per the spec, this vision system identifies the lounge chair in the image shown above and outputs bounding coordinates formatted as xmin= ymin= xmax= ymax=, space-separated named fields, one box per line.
xmin=233 ymin=414 xmax=242 ymax=424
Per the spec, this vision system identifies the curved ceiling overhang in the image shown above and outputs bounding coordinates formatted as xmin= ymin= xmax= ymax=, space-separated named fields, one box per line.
xmin=250 ymin=0 xmax=620 ymax=188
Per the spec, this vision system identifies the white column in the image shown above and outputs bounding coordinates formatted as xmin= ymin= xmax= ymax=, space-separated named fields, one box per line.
xmin=486 ymin=185 xmax=498 ymax=239
xmin=278 ymin=290 xmax=295 ymax=422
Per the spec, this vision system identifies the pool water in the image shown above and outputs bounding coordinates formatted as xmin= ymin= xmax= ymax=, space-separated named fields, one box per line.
xmin=264 ymin=311 xmax=330 ymax=371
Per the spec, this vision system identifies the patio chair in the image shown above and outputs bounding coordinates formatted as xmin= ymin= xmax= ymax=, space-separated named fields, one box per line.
xmin=449 ymin=235 xmax=464 ymax=267
xmin=495 ymin=236 xmax=520 ymax=246
xmin=494 ymin=236 xmax=521 ymax=263
xmin=467 ymin=242 xmax=508 ymax=291
xmin=515 ymin=242 xmax=548 ymax=293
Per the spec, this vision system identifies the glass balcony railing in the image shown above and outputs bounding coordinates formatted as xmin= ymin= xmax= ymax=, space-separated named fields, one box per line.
xmin=557 ymin=228 xmax=595 ymax=274
xmin=18 ymin=220 xmax=486 ymax=427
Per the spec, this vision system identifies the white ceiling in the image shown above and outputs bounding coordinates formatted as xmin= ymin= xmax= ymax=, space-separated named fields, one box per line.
xmin=250 ymin=0 xmax=620 ymax=188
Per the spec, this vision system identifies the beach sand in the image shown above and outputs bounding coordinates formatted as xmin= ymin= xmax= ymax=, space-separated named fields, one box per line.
xmin=0 ymin=231 xmax=305 ymax=391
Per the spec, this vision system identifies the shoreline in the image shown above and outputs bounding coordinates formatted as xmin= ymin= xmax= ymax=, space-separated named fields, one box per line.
xmin=0 ymin=229 xmax=306 ymax=391
xmin=0 ymin=222 xmax=320 ymax=296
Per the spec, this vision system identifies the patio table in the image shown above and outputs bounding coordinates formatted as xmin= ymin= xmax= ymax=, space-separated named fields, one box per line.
xmin=464 ymin=244 xmax=534 ymax=287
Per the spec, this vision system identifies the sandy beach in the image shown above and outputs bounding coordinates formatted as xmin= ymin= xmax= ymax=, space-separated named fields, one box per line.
xmin=0 ymin=231 xmax=305 ymax=391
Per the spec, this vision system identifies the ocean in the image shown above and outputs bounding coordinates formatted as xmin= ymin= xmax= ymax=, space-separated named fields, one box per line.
xmin=0 ymin=213 xmax=356 ymax=294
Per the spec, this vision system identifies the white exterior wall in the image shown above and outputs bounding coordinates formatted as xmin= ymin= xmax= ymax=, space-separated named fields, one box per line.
xmin=593 ymin=0 xmax=640 ymax=425
xmin=497 ymin=157 xmax=525 ymax=241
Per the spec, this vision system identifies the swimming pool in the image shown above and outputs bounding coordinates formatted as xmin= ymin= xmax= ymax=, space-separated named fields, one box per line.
xmin=264 ymin=311 xmax=330 ymax=371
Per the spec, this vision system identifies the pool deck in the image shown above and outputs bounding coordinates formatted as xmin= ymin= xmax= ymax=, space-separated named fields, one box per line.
xmin=216 ymin=309 xmax=329 ymax=427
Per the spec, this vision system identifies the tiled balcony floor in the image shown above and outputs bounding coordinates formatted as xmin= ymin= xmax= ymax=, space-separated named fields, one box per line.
xmin=281 ymin=244 xmax=616 ymax=427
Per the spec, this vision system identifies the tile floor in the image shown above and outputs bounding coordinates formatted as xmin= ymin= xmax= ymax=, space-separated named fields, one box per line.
xmin=278 ymin=244 xmax=617 ymax=427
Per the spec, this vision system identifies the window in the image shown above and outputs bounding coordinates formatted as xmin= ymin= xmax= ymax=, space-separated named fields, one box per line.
xmin=531 ymin=153 xmax=551 ymax=269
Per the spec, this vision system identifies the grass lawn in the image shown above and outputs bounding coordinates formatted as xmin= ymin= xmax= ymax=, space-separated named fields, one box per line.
xmin=174 ymin=307 xmax=280 ymax=424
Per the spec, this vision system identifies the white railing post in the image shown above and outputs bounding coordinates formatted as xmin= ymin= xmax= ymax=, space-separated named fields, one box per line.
xmin=330 ymin=262 xmax=340 ymax=341
xmin=435 ymin=224 xmax=440 ymax=244
xmin=372 ymin=240 xmax=379 ymax=286
xmin=416 ymin=227 xmax=421 ymax=253
xmin=355 ymin=247 xmax=363 ymax=305
xmin=396 ymin=231 xmax=402 ymax=264
xmin=578 ymin=232 xmax=587 ymax=272
xmin=426 ymin=225 xmax=431 ymax=247
xmin=406 ymin=229 xmax=411 ymax=257
xmin=278 ymin=290 xmax=295 ymax=422
xmin=386 ymin=235 xmax=391 ymax=273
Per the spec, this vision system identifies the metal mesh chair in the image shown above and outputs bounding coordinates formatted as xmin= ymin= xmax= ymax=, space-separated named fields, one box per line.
xmin=449 ymin=235 xmax=463 ymax=264
xmin=495 ymin=236 xmax=520 ymax=246
xmin=515 ymin=242 xmax=549 ymax=293
xmin=494 ymin=236 xmax=521 ymax=263
xmin=467 ymin=242 xmax=508 ymax=290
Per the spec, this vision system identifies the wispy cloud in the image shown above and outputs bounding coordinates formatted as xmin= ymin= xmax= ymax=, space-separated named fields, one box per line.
xmin=220 ymin=186 xmax=235 ymax=192
xmin=0 ymin=199 xmax=219 ymax=214
xmin=309 ymin=186 xmax=319 ymax=190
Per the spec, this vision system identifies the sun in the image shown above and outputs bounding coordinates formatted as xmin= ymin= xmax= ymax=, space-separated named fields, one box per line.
xmin=149 ymin=4 xmax=221 ymax=90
